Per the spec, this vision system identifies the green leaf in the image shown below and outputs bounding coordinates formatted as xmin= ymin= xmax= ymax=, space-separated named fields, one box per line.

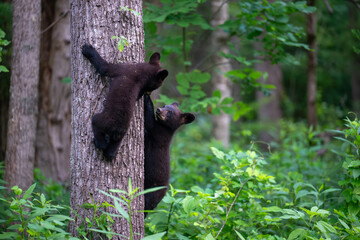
xmin=211 ymin=147 xmax=225 ymax=160
xmin=47 ymin=214 xmax=74 ymax=222
xmin=141 ymin=232 xmax=166 ymax=240
xmin=99 ymin=190 xmax=127 ymax=205
xmin=40 ymin=193 xmax=46 ymax=205
xmin=135 ymin=186 xmax=167 ymax=197
xmin=288 ymin=228 xmax=307 ymax=240
xmin=249 ymin=70 xmax=263 ymax=80
xmin=109 ymin=189 xmax=127 ymax=195
xmin=263 ymin=206 xmax=283 ymax=212
xmin=212 ymin=90 xmax=221 ymax=98
xmin=61 ymin=77 xmax=71 ymax=84
xmin=89 ymin=228 xmax=127 ymax=238
xmin=0 ymin=232 xmax=20 ymax=239
xmin=23 ymin=183 xmax=36 ymax=199
xmin=348 ymin=160 xmax=360 ymax=168
xmin=338 ymin=218 xmax=349 ymax=229
xmin=114 ymin=199 xmax=129 ymax=221
xmin=182 ymin=196 xmax=197 ymax=213
xmin=220 ymin=97 xmax=234 ymax=105
xmin=0 ymin=65 xmax=8 ymax=72
xmin=11 ymin=185 xmax=22 ymax=196
xmin=177 ymin=85 xmax=188 ymax=95
xmin=204 ymin=233 xmax=215 ymax=240
xmin=234 ymin=230 xmax=246 ymax=240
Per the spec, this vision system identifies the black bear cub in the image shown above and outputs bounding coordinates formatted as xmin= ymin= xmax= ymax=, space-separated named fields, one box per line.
xmin=144 ymin=94 xmax=195 ymax=212
xmin=82 ymin=44 xmax=168 ymax=161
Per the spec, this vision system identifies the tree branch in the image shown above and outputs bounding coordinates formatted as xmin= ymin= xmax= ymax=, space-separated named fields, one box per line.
xmin=41 ymin=9 xmax=69 ymax=34
xmin=348 ymin=0 xmax=360 ymax=8
xmin=323 ymin=0 xmax=333 ymax=13
xmin=215 ymin=177 xmax=251 ymax=239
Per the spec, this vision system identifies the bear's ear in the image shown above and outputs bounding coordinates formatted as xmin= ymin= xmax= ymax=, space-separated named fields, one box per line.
xmin=182 ymin=113 xmax=195 ymax=124
xmin=149 ymin=52 xmax=161 ymax=65
xmin=171 ymin=102 xmax=179 ymax=107
xmin=157 ymin=69 xmax=168 ymax=80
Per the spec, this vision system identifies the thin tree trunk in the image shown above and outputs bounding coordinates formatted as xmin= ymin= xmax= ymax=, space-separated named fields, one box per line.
xmin=256 ymin=63 xmax=283 ymax=121
xmin=36 ymin=0 xmax=71 ymax=182
xmin=4 ymin=0 xmax=41 ymax=190
xmin=307 ymin=0 xmax=317 ymax=128
xmin=255 ymin=0 xmax=283 ymax=129
xmin=255 ymin=59 xmax=283 ymax=143
xmin=69 ymin=0 xmax=145 ymax=238
xmin=349 ymin=3 xmax=360 ymax=113
xmin=211 ymin=0 xmax=232 ymax=147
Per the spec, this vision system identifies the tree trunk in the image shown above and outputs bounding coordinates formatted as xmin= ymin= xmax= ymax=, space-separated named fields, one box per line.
xmin=69 ymin=0 xmax=145 ymax=238
xmin=307 ymin=0 xmax=317 ymax=128
xmin=211 ymin=0 xmax=232 ymax=147
xmin=256 ymin=62 xmax=283 ymax=121
xmin=349 ymin=3 xmax=360 ymax=113
xmin=255 ymin=0 xmax=283 ymax=129
xmin=36 ymin=0 xmax=71 ymax=182
xmin=4 ymin=0 xmax=41 ymax=190
xmin=255 ymin=59 xmax=283 ymax=142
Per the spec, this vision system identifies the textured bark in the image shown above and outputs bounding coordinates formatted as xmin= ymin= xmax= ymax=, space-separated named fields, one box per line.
xmin=349 ymin=4 xmax=360 ymax=113
xmin=211 ymin=0 xmax=232 ymax=147
xmin=69 ymin=0 xmax=145 ymax=238
xmin=307 ymin=0 xmax=317 ymax=128
xmin=4 ymin=0 xmax=41 ymax=190
xmin=36 ymin=0 xmax=71 ymax=182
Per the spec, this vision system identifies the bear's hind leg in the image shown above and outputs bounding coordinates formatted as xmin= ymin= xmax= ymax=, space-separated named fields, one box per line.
xmin=92 ymin=114 xmax=110 ymax=150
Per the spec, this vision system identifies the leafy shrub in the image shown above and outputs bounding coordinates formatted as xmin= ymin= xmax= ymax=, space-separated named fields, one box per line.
xmin=333 ymin=116 xmax=360 ymax=216
xmin=0 ymin=184 xmax=77 ymax=240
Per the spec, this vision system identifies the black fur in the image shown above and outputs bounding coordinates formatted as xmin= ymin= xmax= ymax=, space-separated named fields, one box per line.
xmin=144 ymin=94 xmax=195 ymax=211
xmin=82 ymin=44 xmax=168 ymax=161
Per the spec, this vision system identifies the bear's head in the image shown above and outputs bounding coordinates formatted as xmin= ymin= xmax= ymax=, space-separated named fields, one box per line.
xmin=156 ymin=102 xmax=195 ymax=131
xmin=143 ymin=52 xmax=168 ymax=93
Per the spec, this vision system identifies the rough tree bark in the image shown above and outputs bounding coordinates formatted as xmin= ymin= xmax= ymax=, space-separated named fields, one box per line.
xmin=211 ymin=0 xmax=232 ymax=147
xmin=4 ymin=0 xmax=41 ymax=190
xmin=36 ymin=0 xmax=71 ymax=182
xmin=307 ymin=0 xmax=317 ymax=128
xmin=69 ymin=0 xmax=145 ymax=238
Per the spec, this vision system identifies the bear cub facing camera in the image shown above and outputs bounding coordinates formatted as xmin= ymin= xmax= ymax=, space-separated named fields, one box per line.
xmin=144 ymin=94 xmax=195 ymax=212
xmin=82 ymin=44 xmax=168 ymax=161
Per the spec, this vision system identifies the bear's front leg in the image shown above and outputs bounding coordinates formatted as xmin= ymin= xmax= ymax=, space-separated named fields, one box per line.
xmin=82 ymin=44 xmax=112 ymax=77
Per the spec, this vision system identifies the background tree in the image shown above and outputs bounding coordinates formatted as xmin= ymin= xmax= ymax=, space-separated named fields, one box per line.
xmin=307 ymin=0 xmax=317 ymax=128
xmin=36 ymin=0 xmax=71 ymax=182
xmin=349 ymin=3 xmax=360 ymax=113
xmin=4 ymin=0 xmax=41 ymax=190
xmin=210 ymin=0 xmax=232 ymax=147
xmin=69 ymin=0 xmax=145 ymax=238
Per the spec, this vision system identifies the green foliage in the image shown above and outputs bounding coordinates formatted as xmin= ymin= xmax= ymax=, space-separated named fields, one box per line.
xmin=74 ymin=178 xmax=166 ymax=240
xmin=146 ymin=147 xmax=285 ymax=239
xmin=144 ymin=0 xmax=315 ymax=123
xmin=0 ymin=28 xmax=10 ymax=73
xmin=352 ymin=29 xmax=360 ymax=55
xmin=144 ymin=0 xmax=210 ymax=30
xmin=333 ymin=116 xmax=360 ymax=216
xmin=143 ymin=117 xmax=360 ymax=239
xmin=0 ymin=184 xmax=77 ymax=240
xmin=112 ymin=35 xmax=130 ymax=53
xmin=223 ymin=0 xmax=314 ymax=63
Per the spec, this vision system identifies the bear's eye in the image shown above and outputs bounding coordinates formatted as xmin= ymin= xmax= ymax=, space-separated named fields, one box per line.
xmin=166 ymin=111 xmax=172 ymax=118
